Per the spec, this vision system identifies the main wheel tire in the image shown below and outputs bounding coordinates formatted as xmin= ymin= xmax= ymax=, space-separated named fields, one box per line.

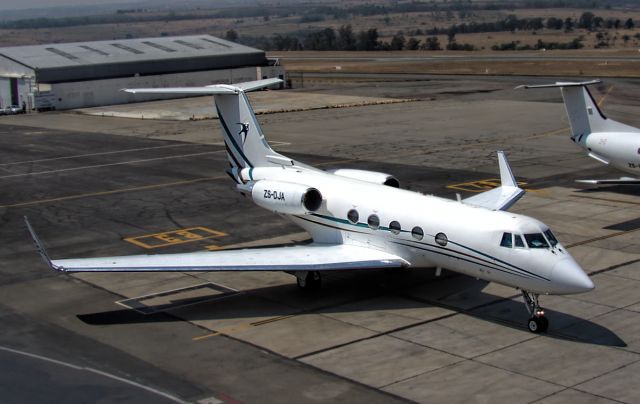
xmin=538 ymin=316 xmax=549 ymax=332
xmin=527 ymin=316 xmax=548 ymax=333
xmin=297 ymin=271 xmax=321 ymax=291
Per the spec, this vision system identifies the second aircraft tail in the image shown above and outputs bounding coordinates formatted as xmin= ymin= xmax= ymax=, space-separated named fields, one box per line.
xmin=520 ymin=80 xmax=639 ymax=140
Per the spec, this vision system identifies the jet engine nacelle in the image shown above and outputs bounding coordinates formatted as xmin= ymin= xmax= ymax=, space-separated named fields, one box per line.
xmin=328 ymin=169 xmax=400 ymax=188
xmin=248 ymin=180 xmax=323 ymax=215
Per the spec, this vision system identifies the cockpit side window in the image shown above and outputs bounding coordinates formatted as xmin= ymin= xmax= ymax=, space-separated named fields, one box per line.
xmin=514 ymin=234 xmax=525 ymax=248
xmin=500 ymin=232 xmax=513 ymax=248
xmin=525 ymin=233 xmax=549 ymax=248
xmin=544 ymin=229 xmax=558 ymax=247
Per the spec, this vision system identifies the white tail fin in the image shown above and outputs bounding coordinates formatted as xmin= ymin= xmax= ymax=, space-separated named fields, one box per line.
xmin=520 ymin=80 xmax=640 ymax=138
xmin=124 ymin=78 xmax=290 ymax=182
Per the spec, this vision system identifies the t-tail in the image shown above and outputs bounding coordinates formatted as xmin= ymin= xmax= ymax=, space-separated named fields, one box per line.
xmin=124 ymin=78 xmax=292 ymax=183
xmin=519 ymin=80 xmax=640 ymax=140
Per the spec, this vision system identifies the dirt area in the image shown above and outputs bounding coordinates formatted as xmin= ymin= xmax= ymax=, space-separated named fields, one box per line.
xmin=1 ymin=7 xmax=639 ymax=51
xmin=273 ymin=50 xmax=640 ymax=78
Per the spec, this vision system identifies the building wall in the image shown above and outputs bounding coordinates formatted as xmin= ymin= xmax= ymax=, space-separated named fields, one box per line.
xmin=0 ymin=76 xmax=33 ymax=109
xmin=35 ymin=65 xmax=285 ymax=110
xmin=0 ymin=56 xmax=34 ymax=79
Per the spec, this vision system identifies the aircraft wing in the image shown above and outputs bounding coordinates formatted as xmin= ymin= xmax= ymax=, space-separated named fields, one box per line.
xmin=462 ymin=151 xmax=525 ymax=211
xmin=25 ymin=217 xmax=408 ymax=272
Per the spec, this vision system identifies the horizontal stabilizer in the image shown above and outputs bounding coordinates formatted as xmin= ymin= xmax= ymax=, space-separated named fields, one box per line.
xmin=123 ymin=78 xmax=283 ymax=95
xmin=517 ymin=80 xmax=601 ymax=89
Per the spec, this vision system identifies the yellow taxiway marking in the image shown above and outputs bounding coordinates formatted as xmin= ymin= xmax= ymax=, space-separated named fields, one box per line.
xmin=192 ymin=315 xmax=295 ymax=341
xmin=0 ymin=175 xmax=226 ymax=208
xmin=125 ymin=227 xmax=228 ymax=249
xmin=447 ymin=178 xmax=529 ymax=193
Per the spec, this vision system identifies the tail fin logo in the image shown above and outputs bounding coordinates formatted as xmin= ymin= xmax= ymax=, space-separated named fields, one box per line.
xmin=237 ymin=122 xmax=250 ymax=145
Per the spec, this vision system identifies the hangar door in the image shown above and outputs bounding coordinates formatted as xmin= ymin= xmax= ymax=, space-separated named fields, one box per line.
xmin=10 ymin=78 xmax=19 ymax=105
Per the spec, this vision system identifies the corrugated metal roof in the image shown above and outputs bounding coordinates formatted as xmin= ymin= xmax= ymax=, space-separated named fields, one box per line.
xmin=0 ymin=35 xmax=266 ymax=83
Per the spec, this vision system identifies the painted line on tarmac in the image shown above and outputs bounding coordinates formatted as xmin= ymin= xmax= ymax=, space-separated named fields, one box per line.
xmin=565 ymin=226 xmax=640 ymax=249
xmin=0 ymin=345 xmax=187 ymax=403
xmin=597 ymin=85 xmax=615 ymax=107
xmin=193 ymin=315 xmax=295 ymax=341
xmin=125 ymin=227 xmax=228 ymax=249
xmin=0 ymin=143 xmax=201 ymax=167
xmin=0 ymin=151 xmax=225 ymax=179
xmin=0 ymin=175 xmax=226 ymax=208
xmin=312 ymin=85 xmax=614 ymax=167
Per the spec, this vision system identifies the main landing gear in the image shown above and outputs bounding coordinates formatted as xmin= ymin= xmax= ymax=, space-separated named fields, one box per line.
xmin=522 ymin=290 xmax=548 ymax=333
xmin=295 ymin=271 xmax=322 ymax=291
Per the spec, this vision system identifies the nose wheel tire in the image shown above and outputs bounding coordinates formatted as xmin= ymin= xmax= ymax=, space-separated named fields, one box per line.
xmin=522 ymin=290 xmax=549 ymax=333
xmin=527 ymin=316 xmax=549 ymax=333
xmin=296 ymin=271 xmax=321 ymax=291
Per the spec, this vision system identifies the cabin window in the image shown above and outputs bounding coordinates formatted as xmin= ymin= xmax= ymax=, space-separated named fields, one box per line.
xmin=368 ymin=214 xmax=380 ymax=230
xmin=347 ymin=209 xmax=359 ymax=224
xmin=411 ymin=226 xmax=424 ymax=240
xmin=435 ymin=232 xmax=448 ymax=247
xmin=500 ymin=232 xmax=513 ymax=248
xmin=544 ymin=229 xmax=558 ymax=247
xmin=525 ymin=233 xmax=549 ymax=249
xmin=389 ymin=221 xmax=401 ymax=235
xmin=515 ymin=234 xmax=525 ymax=248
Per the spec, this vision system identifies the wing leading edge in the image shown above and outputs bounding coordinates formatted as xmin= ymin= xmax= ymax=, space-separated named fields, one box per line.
xmin=25 ymin=218 xmax=408 ymax=273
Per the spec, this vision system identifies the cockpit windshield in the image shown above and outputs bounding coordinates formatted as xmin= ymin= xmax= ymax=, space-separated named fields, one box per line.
xmin=544 ymin=229 xmax=558 ymax=247
xmin=524 ymin=233 xmax=549 ymax=249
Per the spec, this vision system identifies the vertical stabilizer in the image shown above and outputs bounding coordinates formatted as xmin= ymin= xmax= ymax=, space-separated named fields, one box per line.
xmin=123 ymin=78 xmax=290 ymax=182
xmin=521 ymin=80 xmax=639 ymax=138
xmin=214 ymin=90 xmax=281 ymax=170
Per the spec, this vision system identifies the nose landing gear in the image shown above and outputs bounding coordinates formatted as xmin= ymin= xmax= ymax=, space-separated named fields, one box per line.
xmin=522 ymin=290 xmax=548 ymax=333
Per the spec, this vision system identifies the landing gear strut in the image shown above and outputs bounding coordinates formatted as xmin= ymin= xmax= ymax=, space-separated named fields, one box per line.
xmin=295 ymin=271 xmax=321 ymax=291
xmin=521 ymin=290 xmax=548 ymax=333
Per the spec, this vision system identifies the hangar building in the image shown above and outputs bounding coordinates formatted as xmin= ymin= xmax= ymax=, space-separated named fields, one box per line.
xmin=0 ymin=35 xmax=284 ymax=111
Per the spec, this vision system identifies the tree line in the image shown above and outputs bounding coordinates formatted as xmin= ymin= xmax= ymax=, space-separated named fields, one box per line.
xmin=228 ymin=26 xmax=471 ymax=52
xmin=229 ymin=10 xmax=636 ymax=52
xmin=425 ymin=12 xmax=634 ymax=36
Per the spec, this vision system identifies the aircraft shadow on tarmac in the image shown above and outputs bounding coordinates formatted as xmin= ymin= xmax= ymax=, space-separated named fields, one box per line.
xmin=76 ymin=269 xmax=626 ymax=348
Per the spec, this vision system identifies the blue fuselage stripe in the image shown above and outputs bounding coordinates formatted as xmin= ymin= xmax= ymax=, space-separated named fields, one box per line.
xmin=216 ymin=105 xmax=253 ymax=168
xmin=299 ymin=213 xmax=549 ymax=282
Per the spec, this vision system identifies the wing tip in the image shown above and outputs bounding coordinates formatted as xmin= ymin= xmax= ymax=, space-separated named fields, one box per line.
xmin=24 ymin=216 xmax=63 ymax=272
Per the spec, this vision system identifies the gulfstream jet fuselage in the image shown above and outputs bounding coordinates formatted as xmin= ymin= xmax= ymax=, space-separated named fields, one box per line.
xmin=26 ymin=78 xmax=594 ymax=334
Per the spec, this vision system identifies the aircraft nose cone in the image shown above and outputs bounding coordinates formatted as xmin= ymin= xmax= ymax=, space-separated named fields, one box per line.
xmin=551 ymin=258 xmax=595 ymax=294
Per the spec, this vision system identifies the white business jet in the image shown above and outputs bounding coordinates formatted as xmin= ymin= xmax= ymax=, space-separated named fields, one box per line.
xmin=25 ymin=78 xmax=594 ymax=334
xmin=522 ymin=80 xmax=640 ymax=184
